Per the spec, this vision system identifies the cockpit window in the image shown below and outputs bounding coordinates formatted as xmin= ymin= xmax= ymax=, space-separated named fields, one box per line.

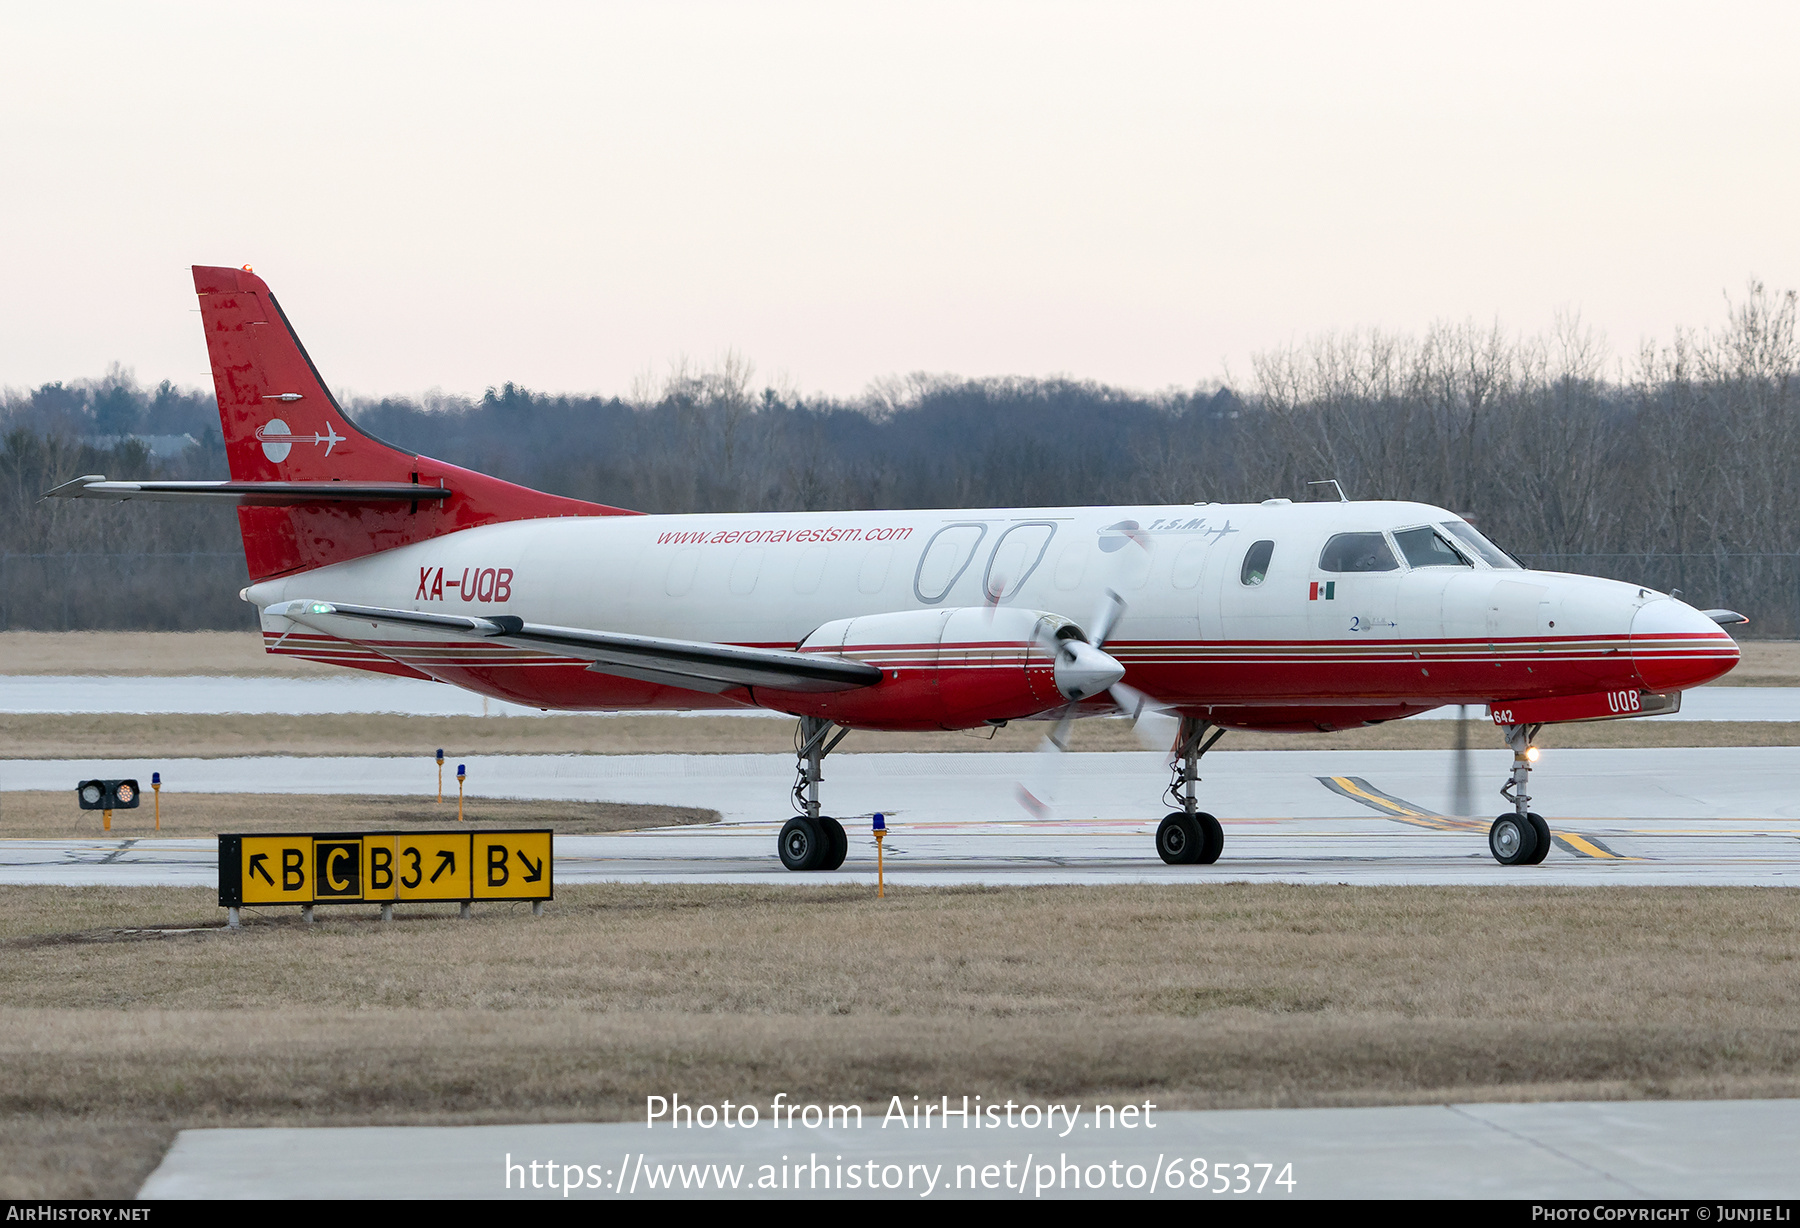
xmin=1240 ymin=540 xmax=1274 ymax=586
xmin=1319 ymin=532 xmax=1399 ymax=573
xmin=1393 ymin=526 xmax=1472 ymax=569
xmin=1441 ymin=521 xmax=1522 ymax=570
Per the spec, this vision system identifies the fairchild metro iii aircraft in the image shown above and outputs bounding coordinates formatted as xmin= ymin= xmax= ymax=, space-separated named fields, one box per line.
xmin=52 ymin=265 xmax=1745 ymax=868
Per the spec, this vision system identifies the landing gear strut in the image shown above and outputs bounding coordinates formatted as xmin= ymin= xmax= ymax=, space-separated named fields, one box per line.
xmin=1156 ymin=716 xmax=1226 ymax=865
xmin=1489 ymin=722 xmax=1552 ymax=866
xmin=780 ymin=716 xmax=850 ymax=871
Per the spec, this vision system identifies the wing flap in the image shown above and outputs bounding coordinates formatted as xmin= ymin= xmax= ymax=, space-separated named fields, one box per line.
xmin=267 ymin=600 xmax=881 ymax=694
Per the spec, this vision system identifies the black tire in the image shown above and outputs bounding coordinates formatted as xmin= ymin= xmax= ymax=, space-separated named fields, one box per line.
xmin=818 ymin=817 xmax=848 ymax=870
xmin=1525 ymin=813 xmax=1552 ymax=864
xmin=1196 ymin=812 xmax=1225 ymax=864
xmin=779 ymin=817 xmax=824 ymax=871
xmin=1489 ymin=813 xmax=1538 ymax=865
xmin=1156 ymin=812 xmax=1201 ymax=864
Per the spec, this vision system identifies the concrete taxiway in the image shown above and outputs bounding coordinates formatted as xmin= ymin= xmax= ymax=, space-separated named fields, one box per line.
xmin=4 ymin=747 xmax=1798 ymax=887
xmin=4 ymin=675 xmax=1797 ymax=719
xmin=138 ymin=1098 xmax=1800 ymax=1199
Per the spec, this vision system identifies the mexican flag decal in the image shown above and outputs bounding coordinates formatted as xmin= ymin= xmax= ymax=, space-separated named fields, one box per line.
xmin=1309 ymin=581 xmax=1336 ymax=601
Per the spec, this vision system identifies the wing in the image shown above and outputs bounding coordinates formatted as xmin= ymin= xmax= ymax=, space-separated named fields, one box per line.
xmin=266 ymin=600 xmax=882 ymax=695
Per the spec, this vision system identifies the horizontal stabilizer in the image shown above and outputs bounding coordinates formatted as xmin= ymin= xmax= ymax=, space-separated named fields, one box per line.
xmin=266 ymin=600 xmax=883 ymax=695
xmin=45 ymin=476 xmax=452 ymax=506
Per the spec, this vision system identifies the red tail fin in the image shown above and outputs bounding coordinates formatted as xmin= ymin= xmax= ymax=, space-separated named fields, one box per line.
xmin=193 ymin=264 xmax=634 ymax=581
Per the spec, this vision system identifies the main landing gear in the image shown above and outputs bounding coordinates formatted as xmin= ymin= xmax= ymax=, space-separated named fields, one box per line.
xmin=1155 ymin=716 xmax=1226 ymax=865
xmin=1488 ymin=722 xmax=1552 ymax=866
xmin=779 ymin=716 xmax=850 ymax=871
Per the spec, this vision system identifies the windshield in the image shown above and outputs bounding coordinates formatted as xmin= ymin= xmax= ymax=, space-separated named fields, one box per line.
xmin=1319 ymin=532 xmax=1399 ymax=573
xmin=1441 ymin=521 xmax=1521 ymax=570
xmin=1393 ymin=526 xmax=1472 ymax=569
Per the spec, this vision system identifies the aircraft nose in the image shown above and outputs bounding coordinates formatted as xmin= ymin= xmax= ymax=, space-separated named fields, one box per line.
xmin=1631 ymin=597 xmax=1740 ymax=691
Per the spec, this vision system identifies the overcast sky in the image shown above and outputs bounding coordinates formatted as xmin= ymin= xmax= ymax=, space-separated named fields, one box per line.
xmin=2 ymin=2 xmax=1796 ymax=401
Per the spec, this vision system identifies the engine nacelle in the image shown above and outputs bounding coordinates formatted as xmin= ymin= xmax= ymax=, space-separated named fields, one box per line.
xmin=757 ymin=607 xmax=1120 ymax=730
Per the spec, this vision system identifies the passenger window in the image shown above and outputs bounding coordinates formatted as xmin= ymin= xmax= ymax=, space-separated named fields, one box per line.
xmin=1393 ymin=526 xmax=1471 ymax=569
xmin=1240 ymin=540 xmax=1274 ymax=586
xmin=1319 ymin=532 xmax=1399 ymax=573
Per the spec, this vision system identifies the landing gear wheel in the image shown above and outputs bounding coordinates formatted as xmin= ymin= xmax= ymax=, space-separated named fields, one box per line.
xmin=1525 ymin=813 xmax=1552 ymax=864
xmin=779 ymin=816 xmax=824 ymax=871
xmin=818 ymin=817 xmax=848 ymax=871
xmin=1196 ymin=812 xmax=1224 ymax=864
xmin=1489 ymin=813 xmax=1539 ymax=866
xmin=1156 ymin=812 xmax=1224 ymax=865
xmin=1156 ymin=813 xmax=1201 ymax=864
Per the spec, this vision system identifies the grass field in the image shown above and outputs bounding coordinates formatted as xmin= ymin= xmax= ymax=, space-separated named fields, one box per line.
xmin=5 ymin=630 xmax=1796 ymax=685
xmin=1 ymin=882 xmax=1797 ymax=1197
xmin=0 ymin=791 xmax=715 ymax=839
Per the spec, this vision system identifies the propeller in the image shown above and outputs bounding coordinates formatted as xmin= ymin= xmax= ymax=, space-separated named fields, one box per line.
xmin=1015 ymin=589 xmax=1175 ymax=816
xmin=1449 ymin=703 xmax=1475 ymax=817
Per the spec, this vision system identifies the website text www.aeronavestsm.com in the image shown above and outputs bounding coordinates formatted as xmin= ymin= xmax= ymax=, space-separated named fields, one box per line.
xmin=653 ymin=525 xmax=914 ymax=546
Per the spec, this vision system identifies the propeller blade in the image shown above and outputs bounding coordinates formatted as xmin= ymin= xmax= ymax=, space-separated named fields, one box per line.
xmin=1449 ymin=703 xmax=1475 ymax=817
xmin=1015 ymin=708 xmax=1075 ymax=817
xmin=1110 ymin=681 xmax=1181 ymax=750
xmin=1087 ymin=587 xmax=1127 ymax=647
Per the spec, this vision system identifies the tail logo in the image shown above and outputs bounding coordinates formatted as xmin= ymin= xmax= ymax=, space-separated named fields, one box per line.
xmin=256 ymin=419 xmax=346 ymax=463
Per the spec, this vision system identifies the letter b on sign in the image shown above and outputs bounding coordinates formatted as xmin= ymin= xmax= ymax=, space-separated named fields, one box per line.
xmin=487 ymin=844 xmax=509 ymax=887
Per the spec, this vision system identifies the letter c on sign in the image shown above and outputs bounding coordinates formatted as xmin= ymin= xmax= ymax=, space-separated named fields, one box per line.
xmin=327 ymin=846 xmax=351 ymax=891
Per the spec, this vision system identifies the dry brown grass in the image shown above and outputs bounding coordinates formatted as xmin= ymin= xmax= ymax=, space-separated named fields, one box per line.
xmin=7 ymin=629 xmax=1795 ymax=683
xmin=0 ymin=631 xmax=339 ymax=676
xmin=4 ymin=711 xmax=1798 ymax=760
xmin=0 ymin=791 xmax=715 ymax=839
xmin=1 ymin=882 xmax=1797 ymax=1196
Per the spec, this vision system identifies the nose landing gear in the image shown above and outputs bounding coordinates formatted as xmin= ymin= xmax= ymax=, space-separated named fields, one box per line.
xmin=780 ymin=716 xmax=850 ymax=871
xmin=1155 ymin=716 xmax=1226 ymax=864
xmin=1490 ymin=722 xmax=1552 ymax=865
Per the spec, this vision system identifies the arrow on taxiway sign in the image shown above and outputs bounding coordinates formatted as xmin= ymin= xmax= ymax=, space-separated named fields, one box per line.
xmin=519 ymin=852 xmax=543 ymax=882
xmin=248 ymin=853 xmax=274 ymax=885
xmin=431 ymin=850 xmax=455 ymax=883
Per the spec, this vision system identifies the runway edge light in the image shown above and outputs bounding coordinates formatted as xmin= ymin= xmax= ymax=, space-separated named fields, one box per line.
xmin=872 ymin=812 xmax=886 ymax=899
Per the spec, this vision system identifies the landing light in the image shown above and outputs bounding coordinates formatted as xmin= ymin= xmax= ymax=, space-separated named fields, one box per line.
xmin=1525 ymin=746 xmax=1540 ymax=763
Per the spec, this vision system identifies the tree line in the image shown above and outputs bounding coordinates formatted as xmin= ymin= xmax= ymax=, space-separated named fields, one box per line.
xmin=2 ymin=283 xmax=1794 ymax=631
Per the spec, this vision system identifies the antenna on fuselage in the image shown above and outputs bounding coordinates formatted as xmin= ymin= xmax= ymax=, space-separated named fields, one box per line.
xmin=1307 ymin=479 xmax=1349 ymax=503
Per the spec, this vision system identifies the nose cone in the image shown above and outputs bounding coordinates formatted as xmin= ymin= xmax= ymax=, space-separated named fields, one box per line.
xmin=1054 ymin=640 xmax=1126 ymax=702
xmin=1631 ymin=598 xmax=1740 ymax=691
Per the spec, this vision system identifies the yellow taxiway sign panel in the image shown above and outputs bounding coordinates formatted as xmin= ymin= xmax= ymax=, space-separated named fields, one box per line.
xmin=471 ymin=830 xmax=553 ymax=900
xmin=239 ymin=836 xmax=314 ymax=905
xmin=220 ymin=830 xmax=549 ymax=907
xmin=363 ymin=835 xmax=399 ymax=901
xmin=394 ymin=833 xmax=473 ymax=901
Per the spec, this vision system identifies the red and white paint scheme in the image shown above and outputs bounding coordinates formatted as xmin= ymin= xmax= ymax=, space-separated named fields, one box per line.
xmin=53 ymin=265 xmax=1744 ymax=869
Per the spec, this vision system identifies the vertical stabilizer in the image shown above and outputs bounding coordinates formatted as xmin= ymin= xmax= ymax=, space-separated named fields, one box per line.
xmin=193 ymin=265 xmax=633 ymax=580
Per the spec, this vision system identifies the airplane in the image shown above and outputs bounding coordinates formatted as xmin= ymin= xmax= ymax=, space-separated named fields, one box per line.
xmin=50 ymin=264 xmax=1745 ymax=869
